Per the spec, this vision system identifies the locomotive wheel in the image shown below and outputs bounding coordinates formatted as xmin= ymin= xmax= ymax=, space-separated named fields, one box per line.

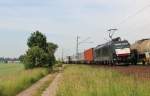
xmin=112 ymin=60 xmax=117 ymax=66
xmin=142 ymin=61 xmax=145 ymax=65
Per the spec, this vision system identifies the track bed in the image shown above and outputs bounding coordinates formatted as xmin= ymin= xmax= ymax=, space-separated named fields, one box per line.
xmin=112 ymin=65 xmax=150 ymax=79
xmin=89 ymin=64 xmax=150 ymax=80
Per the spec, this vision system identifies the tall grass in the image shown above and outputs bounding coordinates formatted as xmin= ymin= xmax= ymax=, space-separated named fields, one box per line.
xmin=0 ymin=63 xmax=49 ymax=96
xmin=57 ymin=65 xmax=150 ymax=96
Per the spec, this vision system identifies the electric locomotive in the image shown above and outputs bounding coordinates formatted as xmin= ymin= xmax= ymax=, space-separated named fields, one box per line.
xmin=94 ymin=37 xmax=131 ymax=65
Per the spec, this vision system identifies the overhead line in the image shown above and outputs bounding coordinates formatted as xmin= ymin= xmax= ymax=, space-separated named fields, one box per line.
xmin=115 ymin=4 xmax=150 ymax=28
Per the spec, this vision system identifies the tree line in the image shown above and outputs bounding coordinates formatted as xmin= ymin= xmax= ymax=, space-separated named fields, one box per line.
xmin=0 ymin=57 xmax=19 ymax=63
xmin=20 ymin=31 xmax=58 ymax=69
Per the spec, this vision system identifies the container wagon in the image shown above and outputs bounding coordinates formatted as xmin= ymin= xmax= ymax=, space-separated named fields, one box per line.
xmin=131 ymin=39 xmax=150 ymax=65
xmin=84 ymin=48 xmax=94 ymax=64
xmin=77 ymin=53 xmax=85 ymax=64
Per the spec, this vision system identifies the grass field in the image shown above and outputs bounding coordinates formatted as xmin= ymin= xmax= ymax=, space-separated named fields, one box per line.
xmin=0 ymin=63 xmax=49 ymax=96
xmin=57 ymin=64 xmax=150 ymax=96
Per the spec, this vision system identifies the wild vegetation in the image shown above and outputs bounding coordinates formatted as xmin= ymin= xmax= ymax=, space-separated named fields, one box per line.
xmin=21 ymin=31 xmax=58 ymax=69
xmin=57 ymin=65 xmax=150 ymax=96
xmin=0 ymin=63 xmax=49 ymax=96
xmin=0 ymin=31 xmax=59 ymax=96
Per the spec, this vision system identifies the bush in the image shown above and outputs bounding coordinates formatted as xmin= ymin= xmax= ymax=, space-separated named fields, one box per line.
xmin=23 ymin=46 xmax=48 ymax=69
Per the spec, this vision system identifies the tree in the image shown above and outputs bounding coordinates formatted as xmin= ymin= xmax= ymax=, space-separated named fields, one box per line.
xmin=47 ymin=42 xmax=58 ymax=54
xmin=23 ymin=46 xmax=48 ymax=69
xmin=23 ymin=31 xmax=58 ymax=69
xmin=46 ymin=42 xmax=58 ymax=67
xmin=27 ymin=31 xmax=47 ymax=51
xmin=19 ymin=55 xmax=25 ymax=63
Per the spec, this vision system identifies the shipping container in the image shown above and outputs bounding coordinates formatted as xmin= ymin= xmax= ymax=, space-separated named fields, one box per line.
xmin=84 ymin=48 xmax=94 ymax=63
xmin=70 ymin=55 xmax=77 ymax=63
xmin=78 ymin=53 xmax=84 ymax=62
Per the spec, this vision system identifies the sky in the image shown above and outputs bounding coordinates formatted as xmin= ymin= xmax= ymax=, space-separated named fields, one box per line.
xmin=0 ymin=0 xmax=150 ymax=58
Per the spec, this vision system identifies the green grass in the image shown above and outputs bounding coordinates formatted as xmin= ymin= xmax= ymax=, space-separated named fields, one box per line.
xmin=0 ymin=63 xmax=24 ymax=77
xmin=57 ymin=64 xmax=150 ymax=96
xmin=0 ymin=63 xmax=49 ymax=96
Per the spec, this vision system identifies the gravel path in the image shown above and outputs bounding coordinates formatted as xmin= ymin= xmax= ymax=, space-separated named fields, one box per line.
xmin=17 ymin=74 xmax=56 ymax=96
xmin=42 ymin=73 xmax=62 ymax=96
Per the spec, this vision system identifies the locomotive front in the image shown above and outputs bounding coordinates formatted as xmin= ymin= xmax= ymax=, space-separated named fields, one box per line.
xmin=113 ymin=40 xmax=131 ymax=64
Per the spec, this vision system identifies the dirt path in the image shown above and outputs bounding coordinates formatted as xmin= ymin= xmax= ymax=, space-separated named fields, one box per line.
xmin=17 ymin=73 xmax=56 ymax=96
xmin=42 ymin=73 xmax=62 ymax=96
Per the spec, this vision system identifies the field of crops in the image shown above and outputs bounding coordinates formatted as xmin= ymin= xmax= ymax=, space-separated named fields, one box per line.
xmin=57 ymin=64 xmax=150 ymax=96
xmin=0 ymin=63 xmax=49 ymax=96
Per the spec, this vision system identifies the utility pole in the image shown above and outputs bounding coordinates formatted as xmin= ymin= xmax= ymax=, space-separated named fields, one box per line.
xmin=76 ymin=36 xmax=93 ymax=60
xmin=76 ymin=36 xmax=80 ymax=59
xmin=61 ymin=47 xmax=64 ymax=62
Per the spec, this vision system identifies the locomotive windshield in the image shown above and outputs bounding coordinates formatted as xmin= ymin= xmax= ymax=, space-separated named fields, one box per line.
xmin=114 ymin=42 xmax=130 ymax=49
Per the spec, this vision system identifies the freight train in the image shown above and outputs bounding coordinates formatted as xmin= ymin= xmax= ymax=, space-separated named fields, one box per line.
xmin=65 ymin=37 xmax=132 ymax=65
xmin=131 ymin=39 xmax=150 ymax=65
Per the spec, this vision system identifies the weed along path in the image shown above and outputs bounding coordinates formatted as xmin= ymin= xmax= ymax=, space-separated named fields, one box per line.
xmin=42 ymin=73 xmax=62 ymax=96
xmin=17 ymin=73 xmax=57 ymax=96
